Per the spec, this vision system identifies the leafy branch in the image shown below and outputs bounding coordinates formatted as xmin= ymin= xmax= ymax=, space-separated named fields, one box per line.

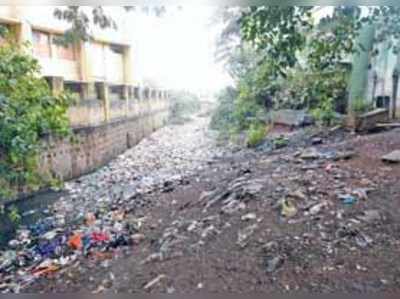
xmin=0 ymin=33 xmax=73 ymax=198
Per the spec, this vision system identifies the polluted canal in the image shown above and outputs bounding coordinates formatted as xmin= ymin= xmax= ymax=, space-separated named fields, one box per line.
xmin=0 ymin=113 xmax=226 ymax=292
xmin=3 ymin=110 xmax=400 ymax=292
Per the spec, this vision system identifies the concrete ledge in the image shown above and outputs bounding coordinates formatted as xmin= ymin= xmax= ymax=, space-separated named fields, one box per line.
xmin=346 ymin=108 xmax=389 ymax=131
xmin=269 ymin=109 xmax=314 ymax=127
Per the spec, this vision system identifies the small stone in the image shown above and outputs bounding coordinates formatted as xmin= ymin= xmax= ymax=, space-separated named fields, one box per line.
xmin=262 ymin=241 xmax=279 ymax=253
xmin=241 ymin=213 xmax=257 ymax=221
xmin=85 ymin=212 xmax=96 ymax=225
xmin=265 ymin=255 xmax=284 ymax=273
xmin=42 ymin=230 xmax=59 ymax=240
xmin=143 ymin=274 xmax=166 ymax=290
xmin=308 ymin=202 xmax=325 ymax=215
xmin=221 ymin=200 xmax=246 ymax=215
xmin=356 ymin=264 xmax=367 ymax=272
xmin=141 ymin=253 xmax=163 ymax=265
xmin=352 ymin=188 xmax=370 ymax=200
xmin=300 ymin=148 xmax=320 ymax=160
xmin=382 ymin=150 xmax=400 ymax=163
xmin=8 ymin=240 xmax=19 ymax=249
xmin=357 ymin=210 xmax=381 ymax=223
xmin=355 ymin=233 xmax=373 ymax=248
xmin=311 ymin=137 xmax=323 ymax=145
xmin=167 ymin=286 xmax=176 ymax=293
xmin=131 ymin=234 xmax=145 ymax=244
xmin=289 ymin=190 xmax=307 ymax=201
xmin=237 ymin=224 xmax=258 ymax=248
xmin=334 ymin=150 xmax=356 ymax=161
xmin=201 ymin=225 xmax=219 ymax=239
xmin=187 ymin=221 xmax=199 ymax=232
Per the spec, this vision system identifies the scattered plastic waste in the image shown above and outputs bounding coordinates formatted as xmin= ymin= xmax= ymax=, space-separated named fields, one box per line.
xmin=0 ymin=114 xmax=394 ymax=292
xmin=281 ymin=199 xmax=298 ymax=218
xmin=68 ymin=234 xmax=83 ymax=250
xmin=339 ymin=194 xmax=357 ymax=205
xmin=0 ymin=207 xmax=136 ymax=292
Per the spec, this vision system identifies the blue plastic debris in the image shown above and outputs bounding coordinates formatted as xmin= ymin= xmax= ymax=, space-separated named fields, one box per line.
xmin=339 ymin=194 xmax=357 ymax=205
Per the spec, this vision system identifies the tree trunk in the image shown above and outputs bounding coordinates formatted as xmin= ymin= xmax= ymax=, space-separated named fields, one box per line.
xmin=348 ymin=23 xmax=376 ymax=115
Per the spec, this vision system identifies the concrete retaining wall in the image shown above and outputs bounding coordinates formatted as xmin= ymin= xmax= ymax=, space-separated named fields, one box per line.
xmin=39 ymin=97 xmax=169 ymax=181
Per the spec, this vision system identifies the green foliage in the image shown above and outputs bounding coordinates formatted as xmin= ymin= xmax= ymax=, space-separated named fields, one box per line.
xmin=241 ymin=7 xmax=313 ymax=78
xmin=211 ymin=46 xmax=269 ymax=142
xmin=273 ymin=136 xmax=289 ymax=149
xmin=351 ymin=98 xmax=373 ymax=114
xmin=311 ymin=99 xmax=336 ymax=126
xmin=210 ymin=84 xmax=267 ymax=144
xmin=8 ymin=205 xmax=21 ymax=225
xmin=53 ymin=6 xmax=117 ymax=45
xmin=228 ymin=6 xmax=353 ymax=126
xmin=233 ymin=96 xmax=266 ymax=130
xmin=246 ymin=122 xmax=266 ymax=148
xmin=53 ymin=6 xmax=167 ymax=46
xmin=0 ymin=36 xmax=72 ymax=198
xmin=273 ymin=66 xmax=348 ymax=111
xmin=214 ymin=6 xmax=400 ymax=137
xmin=169 ymin=90 xmax=201 ymax=124
xmin=210 ymin=87 xmax=238 ymax=132
xmin=0 ymin=24 xmax=9 ymax=37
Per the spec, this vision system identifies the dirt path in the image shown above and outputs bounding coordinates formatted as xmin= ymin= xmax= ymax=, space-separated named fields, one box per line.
xmin=6 ymin=113 xmax=400 ymax=292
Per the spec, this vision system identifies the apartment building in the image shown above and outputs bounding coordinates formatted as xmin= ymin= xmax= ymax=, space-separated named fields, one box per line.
xmin=0 ymin=6 xmax=168 ymax=126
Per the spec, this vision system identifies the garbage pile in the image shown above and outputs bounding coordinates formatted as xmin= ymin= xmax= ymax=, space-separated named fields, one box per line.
xmin=0 ymin=116 xmax=223 ymax=293
xmin=0 ymin=206 xmax=138 ymax=292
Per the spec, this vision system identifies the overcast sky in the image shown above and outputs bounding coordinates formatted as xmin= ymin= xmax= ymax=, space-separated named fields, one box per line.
xmin=130 ymin=6 xmax=232 ymax=92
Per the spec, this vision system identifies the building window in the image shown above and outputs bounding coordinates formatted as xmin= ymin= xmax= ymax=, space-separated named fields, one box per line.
xmin=144 ymin=88 xmax=150 ymax=99
xmin=53 ymin=35 xmax=77 ymax=61
xmin=110 ymin=44 xmax=124 ymax=54
xmin=33 ymin=30 xmax=51 ymax=58
xmin=134 ymin=87 xmax=140 ymax=99
xmin=127 ymin=86 xmax=133 ymax=99
xmin=64 ymin=81 xmax=82 ymax=100
xmin=110 ymin=85 xmax=124 ymax=100
xmin=0 ymin=24 xmax=11 ymax=45
xmin=95 ymin=82 xmax=104 ymax=100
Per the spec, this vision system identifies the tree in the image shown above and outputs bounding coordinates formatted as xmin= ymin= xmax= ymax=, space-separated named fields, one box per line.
xmin=0 ymin=32 xmax=72 ymax=197
xmin=53 ymin=6 xmax=167 ymax=45
xmin=240 ymin=6 xmax=314 ymax=77
xmin=240 ymin=6 xmax=400 ymax=76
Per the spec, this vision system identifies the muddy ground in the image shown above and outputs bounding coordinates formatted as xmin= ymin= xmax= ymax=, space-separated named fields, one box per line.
xmin=19 ymin=114 xmax=400 ymax=292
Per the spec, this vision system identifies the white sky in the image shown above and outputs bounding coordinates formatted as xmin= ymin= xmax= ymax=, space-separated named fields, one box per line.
xmin=130 ymin=6 xmax=232 ymax=92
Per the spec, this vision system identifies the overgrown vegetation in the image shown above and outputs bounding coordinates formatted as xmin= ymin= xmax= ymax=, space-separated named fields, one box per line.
xmin=351 ymin=97 xmax=374 ymax=115
xmin=246 ymin=122 xmax=266 ymax=147
xmin=169 ymin=91 xmax=201 ymax=124
xmin=211 ymin=46 xmax=270 ymax=145
xmin=0 ymin=32 xmax=72 ymax=199
xmin=211 ymin=6 xmax=378 ymax=140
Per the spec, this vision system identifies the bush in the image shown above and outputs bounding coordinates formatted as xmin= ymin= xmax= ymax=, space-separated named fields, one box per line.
xmin=210 ymin=87 xmax=237 ymax=132
xmin=310 ymin=98 xmax=336 ymax=126
xmin=246 ymin=122 xmax=266 ymax=147
xmin=210 ymin=86 xmax=267 ymax=142
xmin=351 ymin=98 xmax=373 ymax=115
xmin=169 ymin=91 xmax=201 ymax=123
xmin=0 ymin=34 xmax=72 ymax=198
xmin=233 ymin=96 xmax=266 ymax=130
xmin=273 ymin=66 xmax=349 ymax=112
